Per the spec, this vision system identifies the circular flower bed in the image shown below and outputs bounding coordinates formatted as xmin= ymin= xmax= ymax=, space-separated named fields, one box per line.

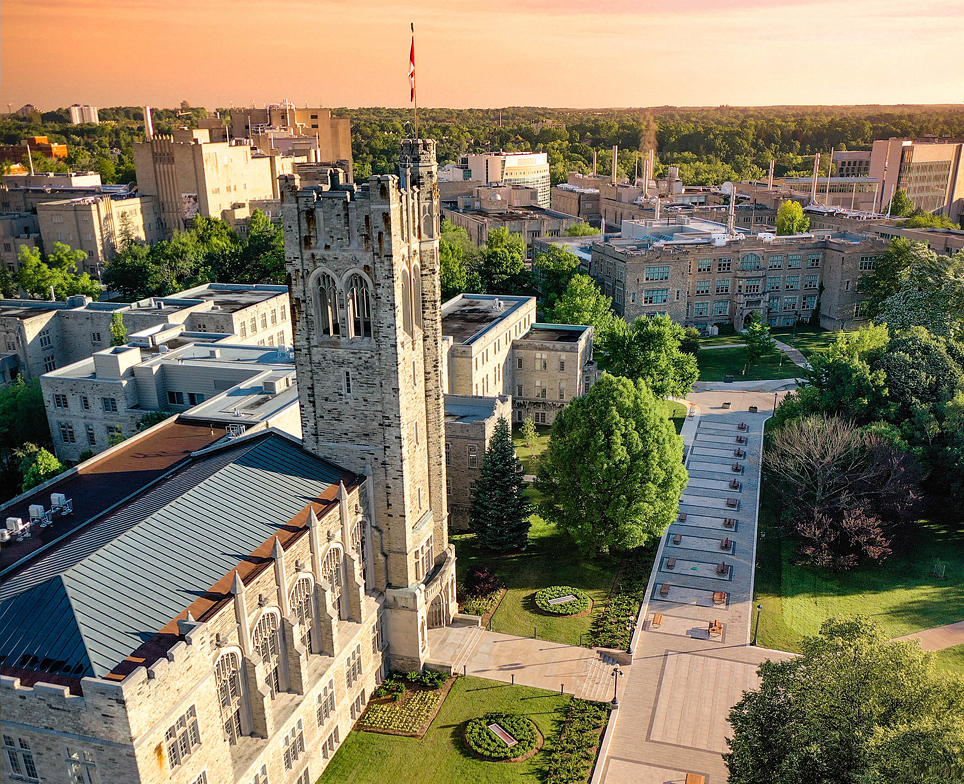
xmin=463 ymin=713 xmax=539 ymax=761
xmin=535 ymin=585 xmax=591 ymax=616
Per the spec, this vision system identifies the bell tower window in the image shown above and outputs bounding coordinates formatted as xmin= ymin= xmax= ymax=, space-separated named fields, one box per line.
xmin=317 ymin=273 xmax=340 ymax=337
xmin=347 ymin=274 xmax=373 ymax=338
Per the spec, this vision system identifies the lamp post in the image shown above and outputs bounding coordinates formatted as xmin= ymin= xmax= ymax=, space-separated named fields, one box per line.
xmin=610 ymin=666 xmax=623 ymax=707
xmin=773 ymin=391 xmax=779 ymax=412
xmin=752 ymin=604 xmax=763 ymax=646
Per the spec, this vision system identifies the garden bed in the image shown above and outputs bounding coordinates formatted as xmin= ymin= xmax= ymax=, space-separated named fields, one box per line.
xmin=460 ymin=588 xmax=507 ymax=627
xmin=545 ymin=699 xmax=612 ymax=784
xmin=461 ymin=713 xmax=543 ymax=763
xmin=589 ymin=547 xmax=654 ymax=649
xmin=535 ymin=586 xmax=592 ymax=616
xmin=357 ymin=672 xmax=455 ymax=738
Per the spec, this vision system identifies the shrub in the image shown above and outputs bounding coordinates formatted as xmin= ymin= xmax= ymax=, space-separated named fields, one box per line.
xmin=546 ymin=699 xmax=611 ymax=784
xmin=465 ymin=565 xmax=501 ymax=597
xmin=404 ymin=669 xmax=448 ymax=689
xmin=373 ymin=679 xmax=405 ymax=700
xmin=535 ymin=586 xmax=590 ymax=616
xmin=590 ymin=548 xmax=650 ymax=649
xmin=463 ymin=713 xmax=538 ymax=760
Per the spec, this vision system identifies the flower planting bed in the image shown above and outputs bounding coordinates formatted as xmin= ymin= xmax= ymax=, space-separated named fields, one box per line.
xmin=357 ymin=671 xmax=455 ymax=738
xmin=462 ymin=713 xmax=542 ymax=762
xmin=535 ymin=586 xmax=592 ymax=616
xmin=545 ymin=699 xmax=612 ymax=784
xmin=461 ymin=588 xmax=507 ymax=626
xmin=589 ymin=547 xmax=653 ymax=649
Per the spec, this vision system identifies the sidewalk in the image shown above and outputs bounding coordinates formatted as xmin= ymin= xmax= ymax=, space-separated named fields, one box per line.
xmin=893 ymin=621 xmax=964 ymax=651
xmin=773 ymin=339 xmax=810 ymax=370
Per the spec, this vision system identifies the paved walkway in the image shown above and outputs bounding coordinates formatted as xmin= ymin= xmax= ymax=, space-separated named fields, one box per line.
xmin=596 ymin=388 xmax=795 ymax=784
xmin=773 ymin=339 xmax=810 ymax=369
xmin=426 ymin=625 xmax=629 ymax=702
xmin=893 ymin=621 xmax=964 ymax=651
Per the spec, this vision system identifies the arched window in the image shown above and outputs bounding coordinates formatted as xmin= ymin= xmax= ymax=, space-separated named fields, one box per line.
xmin=322 ymin=546 xmax=346 ymax=621
xmin=252 ymin=613 xmax=282 ymax=698
xmin=216 ymin=652 xmax=244 ymax=744
xmin=412 ymin=263 xmax=423 ymax=330
xmin=289 ymin=577 xmax=314 ymax=653
xmin=346 ymin=274 xmax=373 ymax=339
xmin=400 ymin=267 xmax=413 ymax=336
xmin=317 ymin=273 xmax=340 ymax=337
xmin=742 ymin=253 xmax=761 ymax=261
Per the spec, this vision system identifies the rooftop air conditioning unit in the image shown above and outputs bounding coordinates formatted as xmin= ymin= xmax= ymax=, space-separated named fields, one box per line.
xmin=262 ymin=379 xmax=280 ymax=394
xmin=158 ymin=345 xmax=170 ymax=354
xmin=51 ymin=492 xmax=67 ymax=507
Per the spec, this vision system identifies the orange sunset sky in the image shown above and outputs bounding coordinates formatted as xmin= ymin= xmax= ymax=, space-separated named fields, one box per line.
xmin=2 ymin=0 xmax=963 ymax=110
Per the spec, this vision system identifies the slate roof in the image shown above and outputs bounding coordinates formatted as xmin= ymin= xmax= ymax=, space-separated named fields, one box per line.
xmin=0 ymin=431 xmax=357 ymax=683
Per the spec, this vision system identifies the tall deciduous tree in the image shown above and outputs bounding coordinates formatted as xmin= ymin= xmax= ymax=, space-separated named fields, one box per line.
xmin=566 ymin=222 xmax=600 ymax=237
xmin=597 ymin=315 xmax=698 ymax=398
xmin=532 ymin=245 xmax=579 ymax=311
xmin=536 ymin=374 xmax=687 ymax=555
xmin=775 ymin=200 xmax=810 ymax=235
xmin=20 ymin=447 xmax=65 ymax=492
xmin=885 ymin=187 xmax=915 ymax=217
xmin=550 ymin=274 xmax=614 ymax=334
xmin=725 ymin=616 xmax=964 ymax=784
xmin=877 ymin=250 xmax=964 ymax=337
xmin=742 ymin=313 xmax=777 ymax=366
xmin=471 ymin=417 xmax=532 ymax=552
xmin=109 ymin=312 xmax=128 ymax=346
xmin=860 ymin=237 xmax=921 ymax=318
xmin=17 ymin=245 xmax=101 ymax=300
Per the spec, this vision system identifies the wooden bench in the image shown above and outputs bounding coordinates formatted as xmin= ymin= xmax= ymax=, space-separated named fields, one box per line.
xmin=723 ymin=518 xmax=736 ymax=528
xmin=678 ymin=512 xmax=687 ymax=522
xmin=738 ymin=422 xmax=748 ymax=431
xmin=736 ymin=435 xmax=747 ymax=444
xmin=713 ymin=591 xmax=728 ymax=605
xmin=673 ymin=533 xmax=682 ymax=545
xmin=726 ymin=498 xmax=739 ymax=509
xmin=734 ymin=448 xmax=745 ymax=458
xmin=720 ymin=537 xmax=731 ymax=551
xmin=722 ymin=400 xmax=731 ymax=408
xmin=666 ymin=557 xmax=677 ymax=569
xmin=708 ymin=620 xmax=723 ymax=638
xmin=717 ymin=562 xmax=729 ymax=576
xmin=729 ymin=479 xmax=742 ymax=490
xmin=731 ymin=462 xmax=743 ymax=472
xmin=659 ymin=584 xmax=670 ymax=598
xmin=685 ymin=775 xmax=706 ymax=784
xmin=651 ymin=613 xmax=664 ymax=628
xmin=748 ymin=405 xmax=759 ymax=413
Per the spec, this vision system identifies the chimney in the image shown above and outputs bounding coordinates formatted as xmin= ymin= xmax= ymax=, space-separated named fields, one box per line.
xmin=809 ymin=153 xmax=820 ymax=204
xmin=144 ymin=106 xmax=154 ymax=140
xmin=767 ymin=159 xmax=775 ymax=190
xmin=654 ymin=196 xmax=661 ymax=221
xmin=727 ymin=187 xmax=737 ymax=235
xmin=611 ymin=145 xmax=618 ymax=184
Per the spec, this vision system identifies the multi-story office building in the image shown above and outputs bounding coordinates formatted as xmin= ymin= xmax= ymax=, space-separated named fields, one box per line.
xmin=0 ymin=136 xmax=68 ymax=165
xmin=133 ymin=129 xmax=299 ymax=237
xmin=463 ymin=152 xmax=551 ymax=208
xmin=442 ymin=184 xmax=578 ymax=248
xmin=868 ymin=137 xmax=964 ymax=221
xmin=0 ymin=139 xmax=455 ymax=784
xmin=0 ymin=171 xmax=105 ymax=214
xmin=551 ymin=173 xmax=611 ymax=222
xmin=0 ymin=212 xmax=40 ymax=273
xmin=36 ymin=193 xmax=162 ymax=276
xmin=832 ymin=150 xmax=872 ymax=178
xmin=0 ymin=283 xmax=290 ymax=384
xmin=41 ymin=341 xmax=301 ymax=463
xmin=67 ymin=105 xmax=99 ymax=125
xmin=586 ymin=217 xmax=888 ymax=332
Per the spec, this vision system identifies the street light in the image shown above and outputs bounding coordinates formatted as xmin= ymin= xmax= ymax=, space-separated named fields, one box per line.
xmin=610 ymin=666 xmax=623 ymax=707
xmin=773 ymin=391 xmax=779 ymax=412
xmin=752 ymin=604 xmax=763 ymax=646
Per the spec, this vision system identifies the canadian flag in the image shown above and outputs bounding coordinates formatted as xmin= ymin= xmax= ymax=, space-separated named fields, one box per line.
xmin=409 ymin=24 xmax=416 ymax=102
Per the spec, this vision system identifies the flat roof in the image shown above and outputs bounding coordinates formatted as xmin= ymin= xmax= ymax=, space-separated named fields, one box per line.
xmin=444 ymin=395 xmax=502 ymax=424
xmin=441 ymin=294 xmax=532 ymax=345
xmin=519 ymin=324 xmax=589 ymax=343
xmin=0 ymin=421 xmax=229 ymax=578
xmin=0 ymin=301 xmax=65 ymax=320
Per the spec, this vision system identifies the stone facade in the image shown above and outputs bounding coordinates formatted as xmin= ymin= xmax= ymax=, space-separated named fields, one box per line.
xmin=281 ymin=140 xmax=456 ymax=671
xmin=0 ymin=476 xmax=385 ymax=784
xmin=586 ymin=221 xmax=888 ymax=331
xmin=512 ymin=325 xmax=595 ymax=425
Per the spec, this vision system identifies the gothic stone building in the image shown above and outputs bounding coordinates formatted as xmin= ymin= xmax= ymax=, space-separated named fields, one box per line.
xmin=0 ymin=140 xmax=456 ymax=784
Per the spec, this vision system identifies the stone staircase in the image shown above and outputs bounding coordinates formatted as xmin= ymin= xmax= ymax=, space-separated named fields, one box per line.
xmin=581 ymin=650 xmax=623 ymax=702
xmin=450 ymin=625 xmax=486 ymax=675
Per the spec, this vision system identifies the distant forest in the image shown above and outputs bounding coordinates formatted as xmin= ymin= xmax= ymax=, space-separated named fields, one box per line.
xmin=4 ymin=104 xmax=964 ymax=187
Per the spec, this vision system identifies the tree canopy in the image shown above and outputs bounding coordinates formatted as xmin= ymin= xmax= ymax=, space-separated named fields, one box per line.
xmin=535 ymin=374 xmax=687 ymax=555
xmin=470 ymin=417 xmax=532 ymax=552
xmin=597 ymin=314 xmax=698 ymax=398
xmin=775 ymin=200 xmax=810 ymax=235
xmin=550 ymin=274 xmax=614 ymax=335
xmin=877 ymin=249 xmax=964 ymax=337
xmin=884 ymin=187 xmax=915 ymax=218
xmin=17 ymin=244 xmax=101 ymax=300
xmin=532 ymin=245 xmax=579 ymax=313
xmin=725 ymin=616 xmax=964 ymax=784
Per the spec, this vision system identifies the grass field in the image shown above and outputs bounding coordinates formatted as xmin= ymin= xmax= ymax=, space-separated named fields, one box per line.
xmin=453 ymin=506 xmax=620 ymax=646
xmin=933 ymin=645 xmax=964 ymax=677
xmin=662 ymin=400 xmax=688 ymax=435
xmin=699 ymin=333 xmax=745 ymax=347
xmin=754 ymin=485 xmax=964 ymax=668
xmin=319 ymin=676 xmax=571 ymax=784
xmin=512 ymin=424 xmax=551 ymax=475
xmin=697 ymin=346 xmax=802 ymax=382
xmin=770 ymin=326 xmax=838 ymax=358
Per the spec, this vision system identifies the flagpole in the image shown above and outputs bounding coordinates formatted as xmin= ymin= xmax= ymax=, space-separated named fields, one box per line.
xmin=410 ymin=22 xmax=418 ymax=140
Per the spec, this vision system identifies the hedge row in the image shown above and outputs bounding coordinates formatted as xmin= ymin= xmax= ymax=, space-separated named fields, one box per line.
xmin=464 ymin=713 xmax=538 ymax=760
xmin=589 ymin=548 xmax=650 ymax=649
xmin=545 ymin=699 xmax=611 ymax=784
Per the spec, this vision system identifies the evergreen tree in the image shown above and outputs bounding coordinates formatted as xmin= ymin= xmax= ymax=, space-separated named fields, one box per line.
xmin=471 ymin=417 xmax=532 ymax=552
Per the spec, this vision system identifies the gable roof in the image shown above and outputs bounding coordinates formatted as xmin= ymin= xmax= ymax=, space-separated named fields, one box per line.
xmin=0 ymin=432 xmax=358 ymax=682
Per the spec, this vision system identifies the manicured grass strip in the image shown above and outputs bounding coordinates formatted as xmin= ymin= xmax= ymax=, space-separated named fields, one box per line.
xmin=754 ymin=484 xmax=964 ymax=673
xmin=932 ymin=645 xmax=964 ymax=678
xmin=454 ymin=513 xmax=620 ymax=646
xmin=699 ymin=333 xmax=745 ymax=347
xmin=660 ymin=399 xmax=688 ymax=435
xmin=697 ymin=346 xmax=802 ymax=382
xmin=770 ymin=326 xmax=837 ymax=358
xmin=512 ymin=423 xmax=552 ymax=475
xmin=318 ymin=677 xmax=571 ymax=784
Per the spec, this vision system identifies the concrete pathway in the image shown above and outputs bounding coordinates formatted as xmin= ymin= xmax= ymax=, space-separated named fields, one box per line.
xmin=426 ymin=625 xmax=629 ymax=702
xmin=596 ymin=388 xmax=795 ymax=784
xmin=773 ymin=339 xmax=810 ymax=370
xmin=699 ymin=343 xmax=744 ymax=350
xmin=893 ymin=621 xmax=964 ymax=651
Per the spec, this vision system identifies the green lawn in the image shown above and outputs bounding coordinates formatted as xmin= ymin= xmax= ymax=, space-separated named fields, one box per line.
xmin=933 ymin=645 xmax=964 ymax=677
xmin=454 ymin=503 xmax=620 ymax=646
xmin=319 ymin=676 xmax=571 ymax=784
xmin=661 ymin=400 xmax=688 ymax=435
xmin=770 ymin=326 xmax=838 ymax=358
xmin=697 ymin=346 xmax=802 ymax=382
xmin=512 ymin=424 xmax=552 ymax=475
xmin=754 ymin=485 xmax=964 ymax=671
xmin=700 ymin=333 xmax=745 ymax=347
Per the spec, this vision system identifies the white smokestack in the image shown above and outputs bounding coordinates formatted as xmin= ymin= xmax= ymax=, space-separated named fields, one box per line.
xmin=611 ymin=145 xmax=618 ymax=184
xmin=767 ymin=159 xmax=775 ymax=191
xmin=144 ymin=106 xmax=154 ymax=139
xmin=727 ymin=187 xmax=737 ymax=235
xmin=810 ymin=153 xmax=820 ymax=204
